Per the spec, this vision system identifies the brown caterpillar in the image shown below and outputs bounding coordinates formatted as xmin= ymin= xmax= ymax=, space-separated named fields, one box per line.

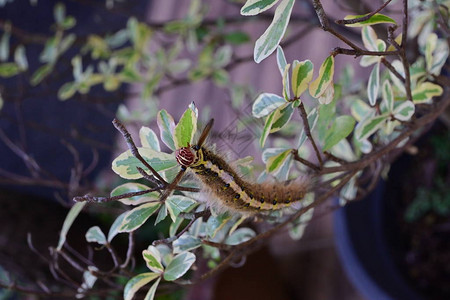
xmin=175 ymin=120 xmax=309 ymax=215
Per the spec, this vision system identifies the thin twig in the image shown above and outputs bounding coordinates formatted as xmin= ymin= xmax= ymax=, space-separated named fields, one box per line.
xmin=335 ymin=0 xmax=394 ymax=25
xmin=298 ymin=103 xmax=323 ymax=166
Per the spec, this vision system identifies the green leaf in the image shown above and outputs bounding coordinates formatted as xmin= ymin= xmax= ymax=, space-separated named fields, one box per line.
xmin=157 ymin=109 xmax=176 ymax=150
xmin=212 ymin=69 xmax=229 ymax=86
xmin=355 ymin=114 xmax=388 ymax=141
xmin=260 ymin=110 xmax=276 ymax=147
xmin=144 ymin=277 xmax=161 ymax=300
xmin=270 ymin=102 xmax=294 ymax=133
xmin=252 ymin=93 xmax=286 ymax=118
xmin=266 ymin=149 xmax=291 ymax=173
xmin=350 ymin=99 xmax=372 ymax=122
xmin=291 ymin=59 xmax=314 ymax=98
xmin=367 ymin=62 xmax=380 ymax=105
xmin=343 ymin=13 xmax=396 ymax=27
xmin=223 ymin=31 xmax=250 ymax=45
xmin=381 ymin=80 xmax=394 ymax=112
xmin=155 ymin=204 xmax=168 ymax=225
xmin=139 ymin=127 xmax=160 ymax=151
xmin=107 ymin=212 xmax=127 ymax=242
xmin=174 ymin=108 xmax=197 ymax=149
xmin=241 ymin=0 xmax=280 ymax=16
xmin=119 ymin=202 xmax=161 ymax=232
xmin=166 ymin=195 xmax=198 ymax=222
xmin=112 ymin=148 xmax=177 ymax=180
xmin=30 ymin=64 xmax=52 ymax=86
xmin=412 ymin=82 xmax=443 ymax=103
xmin=163 ymin=252 xmax=196 ymax=281
xmin=0 ymin=62 xmax=20 ymax=78
xmin=58 ymin=82 xmax=77 ymax=100
xmin=213 ymin=45 xmax=232 ymax=68
xmin=124 ymin=273 xmax=159 ymax=300
xmin=85 ymin=226 xmax=107 ymax=245
xmin=143 ymin=247 xmax=164 ymax=273
xmin=173 ymin=233 xmax=202 ymax=253
xmin=323 ymin=115 xmax=356 ymax=151
xmin=309 ymin=55 xmax=334 ymax=98
xmin=110 ymin=182 xmax=159 ymax=205
xmin=393 ymin=101 xmax=415 ymax=121
xmin=207 ymin=213 xmax=232 ymax=238
xmin=253 ymin=0 xmax=294 ymax=63
xmin=57 ymin=202 xmax=86 ymax=250
xmin=225 ymin=228 xmax=256 ymax=245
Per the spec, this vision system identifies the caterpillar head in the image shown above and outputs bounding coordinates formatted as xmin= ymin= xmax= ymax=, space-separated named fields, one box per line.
xmin=175 ymin=145 xmax=200 ymax=168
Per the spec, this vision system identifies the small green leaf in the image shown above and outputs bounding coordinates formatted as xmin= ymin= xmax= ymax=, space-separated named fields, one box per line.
xmin=85 ymin=226 xmax=107 ymax=245
xmin=291 ymin=59 xmax=314 ymax=98
xmin=166 ymin=195 xmax=198 ymax=222
xmin=58 ymin=82 xmax=77 ymax=100
xmin=119 ymin=202 xmax=161 ymax=232
xmin=112 ymin=148 xmax=177 ymax=180
xmin=260 ymin=110 xmax=276 ymax=147
xmin=139 ymin=127 xmax=160 ymax=151
xmin=174 ymin=108 xmax=197 ymax=149
xmin=157 ymin=109 xmax=176 ymax=150
xmin=253 ymin=0 xmax=294 ymax=63
xmin=225 ymin=228 xmax=255 ymax=245
xmin=323 ymin=115 xmax=356 ymax=151
xmin=107 ymin=212 xmax=127 ymax=242
xmin=266 ymin=149 xmax=291 ymax=173
xmin=355 ymin=114 xmax=388 ymax=141
xmin=163 ymin=252 xmax=196 ymax=281
xmin=343 ymin=13 xmax=396 ymax=27
xmin=124 ymin=273 xmax=159 ymax=300
xmin=367 ymin=62 xmax=380 ymax=105
xmin=110 ymin=182 xmax=159 ymax=205
xmin=144 ymin=277 xmax=161 ymax=300
xmin=57 ymin=202 xmax=86 ymax=250
xmin=224 ymin=31 xmax=250 ymax=45
xmin=252 ymin=93 xmax=286 ymax=118
xmin=0 ymin=62 xmax=20 ymax=78
xmin=309 ymin=55 xmax=334 ymax=98
xmin=31 ymin=64 xmax=52 ymax=86
xmin=143 ymin=248 xmax=164 ymax=273
xmin=240 ymin=0 xmax=280 ymax=16
xmin=393 ymin=101 xmax=415 ymax=121
xmin=412 ymin=82 xmax=443 ymax=103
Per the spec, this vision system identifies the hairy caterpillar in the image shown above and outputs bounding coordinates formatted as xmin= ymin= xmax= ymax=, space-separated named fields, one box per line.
xmin=175 ymin=119 xmax=309 ymax=215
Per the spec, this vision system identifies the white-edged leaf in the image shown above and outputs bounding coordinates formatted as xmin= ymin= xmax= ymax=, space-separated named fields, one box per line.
xmin=163 ymin=252 xmax=196 ymax=281
xmin=266 ymin=149 xmax=291 ymax=173
xmin=139 ymin=127 xmax=160 ymax=151
xmin=143 ymin=247 xmax=164 ymax=273
xmin=111 ymin=182 xmax=159 ymax=205
xmin=291 ymin=59 xmax=314 ymax=98
xmin=253 ymin=0 xmax=294 ymax=63
xmin=269 ymin=102 xmax=294 ymax=133
xmin=225 ymin=228 xmax=255 ymax=245
xmin=260 ymin=109 xmax=276 ymax=147
xmin=276 ymin=45 xmax=287 ymax=76
xmin=107 ymin=212 xmax=127 ymax=242
xmin=362 ymin=26 xmax=377 ymax=51
xmin=124 ymin=272 xmax=159 ymax=300
xmin=157 ymin=109 xmax=176 ymax=150
xmin=166 ymin=195 xmax=198 ymax=222
xmin=381 ymin=80 xmax=394 ymax=112
xmin=309 ymin=55 xmax=334 ymax=98
xmin=393 ymin=101 xmax=415 ymax=121
xmin=367 ymin=62 xmax=380 ymax=105
xmin=355 ymin=114 xmax=388 ymax=141
xmin=57 ymin=202 xmax=86 ymax=251
xmin=173 ymin=233 xmax=202 ymax=253
xmin=343 ymin=13 xmax=396 ymax=27
xmin=119 ymin=202 xmax=161 ymax=233
xmin=412 ymin=82 xmax=443 ymax=103
xmin=112 ymin=148 xmax=177 ymax=180
xmin=252 ymin=93 xmax=286 ymax=118
xmin=240 ymin=0 xmax=280 ymax=16
xmin=144 ymin=277 xmax=161 ymax=300
xmin=85 ymin=226 xmax=107 ymax=245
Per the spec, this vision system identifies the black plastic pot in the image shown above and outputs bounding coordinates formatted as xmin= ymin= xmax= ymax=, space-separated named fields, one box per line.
xmin=333 ymin=182 xmax=423 ymax=300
